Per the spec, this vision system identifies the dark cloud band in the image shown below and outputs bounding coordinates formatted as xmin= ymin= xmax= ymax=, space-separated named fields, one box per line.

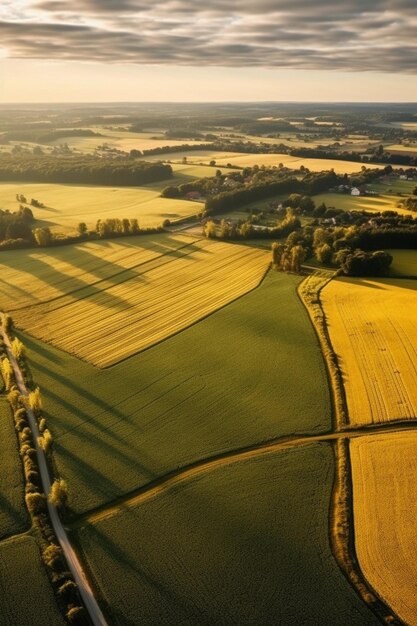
xmin=1 ymin=1 xmax=416 ymax=72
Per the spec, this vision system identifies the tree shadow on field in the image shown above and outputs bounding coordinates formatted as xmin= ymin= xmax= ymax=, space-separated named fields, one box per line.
xmin=26 ymin=352 xmax=166 ymax=482
xmin=337 ymin=276 xmax=417 ymax=293
xmin=1 ymin=250 xmax=130 ymax=312
xmin=56 ymin=442 xmax=156 ymax=510
xmin=21 ymin=333 xmax=65 ymax=366
xmin=336 ymin=277 xmax=386 ymax=289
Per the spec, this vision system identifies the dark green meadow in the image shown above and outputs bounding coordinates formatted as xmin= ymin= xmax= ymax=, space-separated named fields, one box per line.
xmin=0 ymin=399 xmax=28 ymax=539
xmin=22 ymin=271 xmax=331 ymax=515
xmin=76 ymin=444 xmax=379 ymax=626
xmin=0 ymin=535 xmax=65 ymax=626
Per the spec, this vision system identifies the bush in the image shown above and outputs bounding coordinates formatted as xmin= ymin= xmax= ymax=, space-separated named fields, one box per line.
xmin=57 ymin=580 xmax=78 ymax=603
xmin=25 ymin=492 xmax=47 ymax=515
xmin=26 ymin=470 xmax=40 ymax=486
xmin=16 ymin=418 xmax=27 ymax=431
xmin=341 ymin=250 xmax=393 ymax=276
xmin=11 ymin=337 xmax=25 ymax=360
xmin=43 ymin=544 xmax=65 ymax=572
xmin=20 ymin=427 xmax=33 ymax=443
xmin=315 ymin=243 xmax=333 ymax=265
xmin=38 ymin=429 xmax=53 ymax=453
xmin=66 ymin=606 xmax=88 ymax=625
xmin=49 ymin=479 xmax=68 ymax=509
xmin=7 ymin=388 xmax=21 ymax=409
xmin=28 ymin=388 xmax=42 ymax=414
xmin=1 ymin=313 xmax=13 ymax=331
xmin=14 ymin=407 xmax=27 ymax=421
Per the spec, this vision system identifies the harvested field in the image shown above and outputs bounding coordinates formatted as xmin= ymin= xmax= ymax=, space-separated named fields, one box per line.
xmin=0 ymin=233 xmax=199 ymax=310
xmin=0 ymin=535 xmax=65 ymax=626
xmin=77 ymin=444 xmax=379 ymax=626
xmin=49 ymin=129 xmax=207 ymax=154
xmin=321 ymin=278 xmax=417 ymax=425
xmin=351 ymin=432 xmax=417 ymax=626
xmin=146 ymin=150 xmax=389 ymax=174
xmin=14 ymin=237 xmax=269 ymax=367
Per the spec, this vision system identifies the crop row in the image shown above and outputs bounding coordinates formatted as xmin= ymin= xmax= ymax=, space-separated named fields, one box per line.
xmin=16 ymin=241 xmax=269 ymax=367
xmin=321 ymin=278 xmax=417 ymax=425
xmin=0 ymin=233 xmax=198 ymax=311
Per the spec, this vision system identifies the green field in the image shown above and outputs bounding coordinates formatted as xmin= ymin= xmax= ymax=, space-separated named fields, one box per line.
xmin=313 ymin=191 xmax=412 ymax=215
xmin=22 ymin=271 xmax=330 ymax=515
xmin=0 ymin=399 xmax=28 ymax=540
xmin=0 ymin=182 xmax=202 ymax=233
xmin=388 ymin=249 xmax=417 ymax=277
xmin=0 ymin=535 xmax=65 ymax=626
xmin=371 ymin=177 xmax=416 ymax=195
xmin=76 ymin=444 xmax=378 ymax=626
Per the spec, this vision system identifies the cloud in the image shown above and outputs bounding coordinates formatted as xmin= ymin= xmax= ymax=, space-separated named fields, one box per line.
xmin=0 ymin=1 xmax=416 ymax=73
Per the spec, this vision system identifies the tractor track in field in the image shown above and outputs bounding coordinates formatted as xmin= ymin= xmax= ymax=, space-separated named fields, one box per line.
xmin=71 ymin=418 xmax=417 ymax=529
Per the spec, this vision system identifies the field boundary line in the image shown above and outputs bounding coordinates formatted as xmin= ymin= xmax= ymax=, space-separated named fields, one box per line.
xmin=331 ymin=439 xmax=403 ymax=625
xmin=297 ymin=272 xmax=404 ymax=625
xmin=85 ymin=259 xmax=271 ymax=369
xmin=297 ymin=270 xmax=348 ymax=430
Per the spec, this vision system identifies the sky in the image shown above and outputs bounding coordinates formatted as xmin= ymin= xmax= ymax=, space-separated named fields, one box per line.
xmin=0 ymin=0 xmax=416 ymax=103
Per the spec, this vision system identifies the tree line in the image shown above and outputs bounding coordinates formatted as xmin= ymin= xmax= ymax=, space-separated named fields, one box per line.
xmin=0 ymin=323 xmax=87 ymax=625
xmin=204 ymin=171 xmax=339 ymax=216
xmin=0 ymin=156 xmax=172 ymax=186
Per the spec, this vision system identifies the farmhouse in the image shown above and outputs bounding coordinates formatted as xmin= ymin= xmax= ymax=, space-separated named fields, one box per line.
xmin=223 ymin=177 xmax=240 ymax=189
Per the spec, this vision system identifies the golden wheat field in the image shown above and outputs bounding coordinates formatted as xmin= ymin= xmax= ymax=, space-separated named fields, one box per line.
xmin=0 ymin=234 xmax=196 ymax=310
xmin=12 ymin=236 xmax=269 ymax=367
xmin=321 ymin=278 xmax=417 ymax=425
xmin=350 ymin=432 xmax=417 ymax=626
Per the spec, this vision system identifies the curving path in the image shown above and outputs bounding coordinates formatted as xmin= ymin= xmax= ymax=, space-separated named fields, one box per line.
xmin=0 ymin=323 xmax=108 ymax=626
xmin=76 ymin=420 xmax=417 ymax=528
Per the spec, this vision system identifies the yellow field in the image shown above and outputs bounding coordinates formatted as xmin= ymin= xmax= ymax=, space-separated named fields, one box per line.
xmin=13 ymin=236 xmax=270 ymax=367
xmin=0 ymin=182 xmax=201 ymax=233
xmin=146 ymin=150 xmax=389 ymax=174
xmin=386 ymin=143 xmax=417 ymax=153
xmin=49 ymin=129 xmax=207 ymax=154
xmin=351 ymin=432 xmax=417 ymax=626
xmin=0 ymin=233 xmax=196 ymax=310
xmin=321 ymin=278 xmax=417 ymax=425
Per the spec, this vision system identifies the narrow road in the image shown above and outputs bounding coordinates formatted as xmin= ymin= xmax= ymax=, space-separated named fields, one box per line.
xmin=78 ymin=419 xmax=417 ymax=528
xmin=0 ymin=325 xmax=108 ymax=626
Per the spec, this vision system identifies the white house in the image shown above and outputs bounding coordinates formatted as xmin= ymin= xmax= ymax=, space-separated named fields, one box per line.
xmin=351 ymin=187 xmax=361 ymax=196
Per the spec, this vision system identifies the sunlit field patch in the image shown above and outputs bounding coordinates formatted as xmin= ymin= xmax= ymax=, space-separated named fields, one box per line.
xmin=13 ymin=236 xmax=270 ymax=366
xmin=322 ymin=277 xmax=417 ymax=425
